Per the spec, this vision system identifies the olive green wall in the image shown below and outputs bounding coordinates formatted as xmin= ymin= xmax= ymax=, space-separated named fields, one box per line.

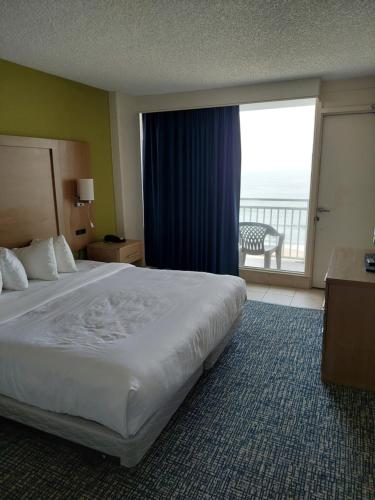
xmin=0 ymin=58 xmax=116 ymax=239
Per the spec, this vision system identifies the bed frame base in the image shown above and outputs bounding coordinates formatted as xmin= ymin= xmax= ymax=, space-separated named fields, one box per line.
xmin=0 ymin=368 xmax=202 ymax=467
xmin=0 ymin=313 xmax=241 ymax=467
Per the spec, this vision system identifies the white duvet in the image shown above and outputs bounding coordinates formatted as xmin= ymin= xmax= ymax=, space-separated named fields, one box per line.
xmin=0 ymin=262 xmax=246 ymax=438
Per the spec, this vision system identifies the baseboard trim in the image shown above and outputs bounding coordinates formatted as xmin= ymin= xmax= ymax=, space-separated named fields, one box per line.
xmin=239 ymin=268 xmax=312 ymax=289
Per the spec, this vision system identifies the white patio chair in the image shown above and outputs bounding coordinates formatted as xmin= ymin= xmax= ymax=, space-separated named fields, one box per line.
xmin=239 ymin=222 xmax=285 ymax=269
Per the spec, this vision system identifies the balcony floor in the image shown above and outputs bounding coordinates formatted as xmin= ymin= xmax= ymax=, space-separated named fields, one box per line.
xmin=243 ymin=254 xmax=305 ymax=273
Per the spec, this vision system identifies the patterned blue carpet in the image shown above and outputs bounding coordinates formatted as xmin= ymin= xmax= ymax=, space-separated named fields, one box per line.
xmin=1 ymin=300 xmax=375 ymax=499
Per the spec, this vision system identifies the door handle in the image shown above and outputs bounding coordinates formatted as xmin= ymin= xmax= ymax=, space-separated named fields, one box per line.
xmin=317 ymin=207 xmax=330 ymax=213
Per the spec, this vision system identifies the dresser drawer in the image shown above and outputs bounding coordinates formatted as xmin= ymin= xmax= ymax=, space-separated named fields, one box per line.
xmin=118 ymin=243 xmax=142 ymax=263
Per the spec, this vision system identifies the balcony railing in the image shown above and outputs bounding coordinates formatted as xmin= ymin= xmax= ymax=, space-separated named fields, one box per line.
xmin=239 ymin=198 xmax=309 ymax=259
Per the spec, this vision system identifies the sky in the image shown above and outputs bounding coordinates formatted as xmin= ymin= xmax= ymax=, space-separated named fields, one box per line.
xmin=239 ymin=102 xmax=316 ymax=200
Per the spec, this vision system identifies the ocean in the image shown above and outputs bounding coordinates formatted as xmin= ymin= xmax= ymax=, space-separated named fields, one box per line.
xmin=240 ymin=168 xmax=310 ymax=202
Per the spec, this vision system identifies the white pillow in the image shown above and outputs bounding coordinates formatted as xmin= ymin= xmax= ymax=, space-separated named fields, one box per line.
xmin=52 ymin=235 xmax=77 ymax=273
xmin=13 ymin=238 xmax=58 ymax=281
xmin=0 ymin=268 xmax=3 ymax=294
xmin=0 ymin=248 xmax=29 ymax=290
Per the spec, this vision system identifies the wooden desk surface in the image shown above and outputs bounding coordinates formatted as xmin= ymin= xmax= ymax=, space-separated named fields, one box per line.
xmin=326 ymin=247 xmax=375 ymax=286
xmin=88 ymin=239 xmax=141 ymax=249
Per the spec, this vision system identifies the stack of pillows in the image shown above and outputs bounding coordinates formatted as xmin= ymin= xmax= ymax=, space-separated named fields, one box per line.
xmin=0 ymin=235 xmax=77 ymax=294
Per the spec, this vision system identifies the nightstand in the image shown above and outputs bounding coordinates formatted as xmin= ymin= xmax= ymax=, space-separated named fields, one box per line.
xmin=87 ymin=240 xmax=143 ymax=265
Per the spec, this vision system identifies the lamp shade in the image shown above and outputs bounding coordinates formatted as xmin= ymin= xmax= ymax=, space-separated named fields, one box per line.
xmin=77 ymin=178 xmax=94 ymax=201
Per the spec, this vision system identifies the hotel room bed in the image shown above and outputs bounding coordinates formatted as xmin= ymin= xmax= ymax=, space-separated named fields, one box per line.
xmin=0 ymin=260 xmax=246 ymax=466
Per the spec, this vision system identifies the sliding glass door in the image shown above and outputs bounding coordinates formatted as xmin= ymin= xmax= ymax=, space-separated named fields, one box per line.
xmin=239 ymin=99 xmax=316 ymax=273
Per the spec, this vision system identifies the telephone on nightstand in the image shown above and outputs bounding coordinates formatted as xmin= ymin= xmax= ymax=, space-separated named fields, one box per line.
xmin=365 ymin=253 xmax=375 ymax=272
xmin=104 ymin=234 xmax=126 ymax=243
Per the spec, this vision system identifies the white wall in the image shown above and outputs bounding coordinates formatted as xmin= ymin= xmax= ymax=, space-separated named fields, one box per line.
xmin=320 ymin=77 xmax=375 ymax=108
xmin=110 ymin=76 xmax=375 ymax=243
xmin=109 ymin=91 xmax=143 ymax=240
xmin=136 ymin=78 xmax=320 ymax=113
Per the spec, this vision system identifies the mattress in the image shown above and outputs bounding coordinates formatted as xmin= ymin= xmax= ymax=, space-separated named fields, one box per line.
xmin=0 ymin=261 xmax=246 ymax=438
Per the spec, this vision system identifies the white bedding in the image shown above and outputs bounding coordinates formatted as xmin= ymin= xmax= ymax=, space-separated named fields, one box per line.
xmin=0 ymin=261 xmax=246 ymax=438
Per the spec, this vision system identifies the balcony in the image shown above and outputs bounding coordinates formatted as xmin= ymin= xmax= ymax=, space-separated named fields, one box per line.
xmin=239 ymin=198 xmax=309 ymax=273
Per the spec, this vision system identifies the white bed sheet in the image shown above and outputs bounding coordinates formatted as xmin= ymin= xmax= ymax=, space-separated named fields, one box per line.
xmin=0 ymin=261 xmax=122 ymax=324
xmin=0 ymin=262 xmax=246 ymax=438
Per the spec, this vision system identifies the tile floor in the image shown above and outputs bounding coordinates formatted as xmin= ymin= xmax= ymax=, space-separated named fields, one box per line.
xmin=244 ymin=255 xmax=305 ymax=273
xmin=246 ymin=283 xmax=325 ymax=309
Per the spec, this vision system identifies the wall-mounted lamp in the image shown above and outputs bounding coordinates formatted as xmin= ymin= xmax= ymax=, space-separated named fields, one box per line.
xmin=74 ymin=178 xmax=95 ymax=229
xmin=75 ymin=178 xmax=94 ymax=206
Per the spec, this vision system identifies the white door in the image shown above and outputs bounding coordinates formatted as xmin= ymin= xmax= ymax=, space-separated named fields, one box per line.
xmin=313 ymin=113 xmax=375 ymax=288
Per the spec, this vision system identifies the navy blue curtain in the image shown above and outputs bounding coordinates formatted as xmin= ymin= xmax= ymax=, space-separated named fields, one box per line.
xmin=142 ymin=105 xmax=241 ymax=276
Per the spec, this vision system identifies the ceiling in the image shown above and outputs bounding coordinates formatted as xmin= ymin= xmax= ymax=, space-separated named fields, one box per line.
xmin=1 ymin=0 xmax=375 ymax=96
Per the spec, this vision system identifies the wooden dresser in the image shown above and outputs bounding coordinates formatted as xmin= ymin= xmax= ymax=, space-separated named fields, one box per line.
xmin=322 ymin=247 xmax=375 ymax=390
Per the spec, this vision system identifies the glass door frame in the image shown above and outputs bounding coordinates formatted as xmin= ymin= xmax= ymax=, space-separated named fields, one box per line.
xmin=238 ymin=97 xmax=323 ymax=289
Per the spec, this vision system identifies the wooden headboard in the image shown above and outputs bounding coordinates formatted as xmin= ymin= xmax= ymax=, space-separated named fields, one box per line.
xmin=0 ymin=135 xmax=95 ymax=251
